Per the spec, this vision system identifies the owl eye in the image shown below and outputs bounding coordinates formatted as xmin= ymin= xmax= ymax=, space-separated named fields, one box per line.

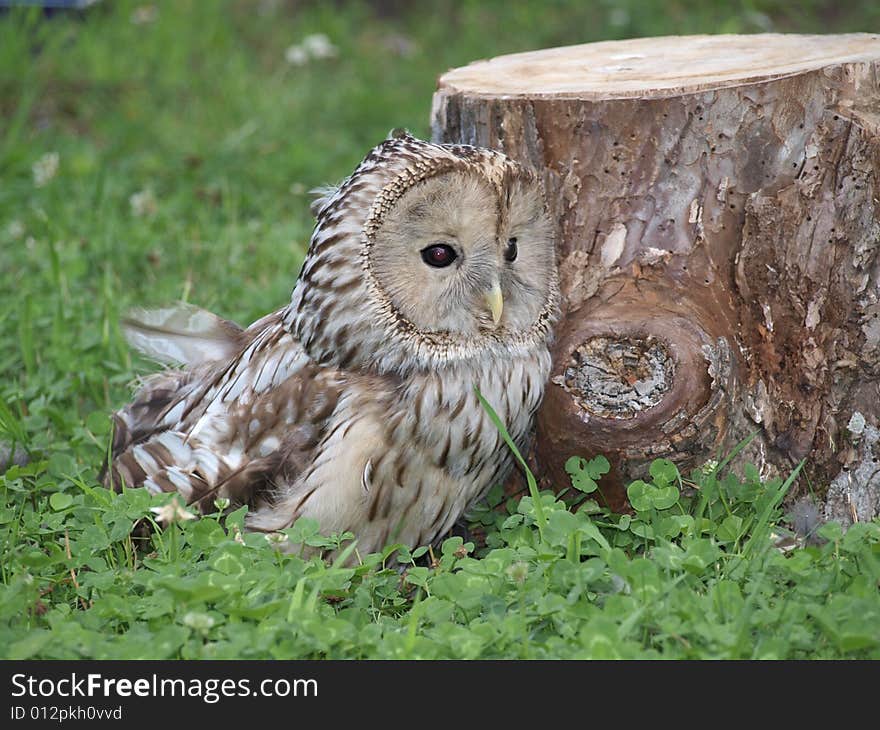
xmin=421 ymin=243 xmax=458 ymax=268
xmin=504 ymin=237 xmax=518 ymax=262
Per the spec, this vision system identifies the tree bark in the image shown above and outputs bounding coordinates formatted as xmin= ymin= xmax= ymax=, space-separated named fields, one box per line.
xmin=431 ymin=34 xmax=880 ymax=523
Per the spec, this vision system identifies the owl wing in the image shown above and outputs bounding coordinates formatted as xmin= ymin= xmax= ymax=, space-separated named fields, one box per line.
xmin=120 ymin=302 xmax=246 ymax=367
xmin=105 ymin=304 xmax=342 ymax=514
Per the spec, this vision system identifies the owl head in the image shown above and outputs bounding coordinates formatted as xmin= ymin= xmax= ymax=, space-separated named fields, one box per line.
xmin=287 ymin=132 xmax=559 ymax=375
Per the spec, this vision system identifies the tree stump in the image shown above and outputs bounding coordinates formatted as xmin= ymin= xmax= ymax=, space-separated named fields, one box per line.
xmin=431 ymin=34 xmax=880 ymax=523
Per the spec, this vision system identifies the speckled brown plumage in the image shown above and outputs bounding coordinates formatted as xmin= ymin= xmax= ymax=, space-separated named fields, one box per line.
xmin=106 ymin=132 xmax=559 ymax=554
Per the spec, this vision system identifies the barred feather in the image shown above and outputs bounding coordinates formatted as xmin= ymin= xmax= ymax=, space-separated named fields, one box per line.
xmin=122 ymin=302 xmax=244 ymax=367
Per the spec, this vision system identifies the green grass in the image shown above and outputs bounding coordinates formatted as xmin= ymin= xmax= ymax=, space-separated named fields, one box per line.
xmin=3 ymin=441 xmax=879 ymax=659
xmin=1 ymin=0 xmax=879 ymax=660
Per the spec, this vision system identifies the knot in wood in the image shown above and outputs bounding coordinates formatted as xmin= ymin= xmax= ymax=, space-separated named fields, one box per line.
xmin=564 ymin=335 xmax=674 ymax=419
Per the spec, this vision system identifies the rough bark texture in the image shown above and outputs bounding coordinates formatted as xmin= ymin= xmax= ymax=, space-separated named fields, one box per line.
xmin=431 ymin=34 xmax=880 ymax=523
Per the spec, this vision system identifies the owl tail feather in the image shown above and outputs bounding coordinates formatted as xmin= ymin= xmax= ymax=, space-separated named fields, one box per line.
xmin=107 ymin=429 xmax=280 ymax=515
xmin=122 ymin=302 xmax=244 ymax=367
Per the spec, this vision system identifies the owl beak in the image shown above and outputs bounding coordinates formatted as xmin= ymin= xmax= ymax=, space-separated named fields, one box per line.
xmin=484 ymin=284 xmax=504 ymax=327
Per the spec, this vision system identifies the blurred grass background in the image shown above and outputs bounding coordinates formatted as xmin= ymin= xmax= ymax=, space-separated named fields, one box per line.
xmin=0 ymin=0 xmax=878 ymax=466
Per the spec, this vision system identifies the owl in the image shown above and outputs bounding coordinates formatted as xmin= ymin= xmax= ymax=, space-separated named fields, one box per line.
xmin=106 ymin=132 xmax=559 ymax=555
